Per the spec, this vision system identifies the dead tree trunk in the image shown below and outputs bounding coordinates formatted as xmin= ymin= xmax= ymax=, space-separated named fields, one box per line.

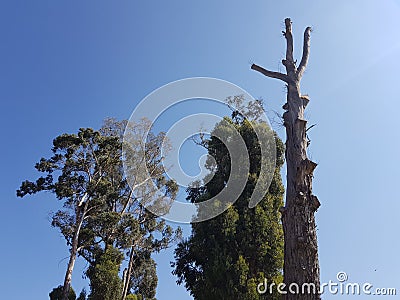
xmin=252 ymin=18 xmax=320 ymax=299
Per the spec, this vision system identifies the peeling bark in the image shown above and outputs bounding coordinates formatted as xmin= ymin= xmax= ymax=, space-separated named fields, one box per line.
xmin=252 ymin=18 xmax=320 ymax=300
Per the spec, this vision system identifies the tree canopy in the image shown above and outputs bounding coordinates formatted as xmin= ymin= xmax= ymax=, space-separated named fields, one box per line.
xmin=17 ymin=118 xmax=180 ymax=300
xmin=173 ymin=114 xmax=285 ymax=300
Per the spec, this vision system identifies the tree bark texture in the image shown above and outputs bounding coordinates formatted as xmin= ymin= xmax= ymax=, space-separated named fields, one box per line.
xmin=61 ymin=202 xmax=88 ymax=300
xmin=252 ymin=18 xmax=320 ymax=300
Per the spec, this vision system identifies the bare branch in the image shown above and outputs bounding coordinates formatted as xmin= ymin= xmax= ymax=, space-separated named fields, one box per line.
xmin=251 ymin=64 xmax=289 ymax=83
xmin=269 ymin=109 xmax=285 ymax=130
xmin=283 ymin=18 xmax=295 ymax=73
xmin=306 ymin=123 xmax=316 ymax=132
xmin=120 ymin=190 xmax=134 ymax=214
xmin=77 ymin=193 xmax=88 ymax=207
xmin=297 ymin=26 xmax=312 ymax=78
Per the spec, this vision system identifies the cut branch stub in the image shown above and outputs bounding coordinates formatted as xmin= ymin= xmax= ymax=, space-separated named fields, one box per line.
xmin=302 ymin=159 xmax=318 ymax=175
xmin=301 ymin=95 xmax=310 ymax=107
xmin=311 ymin=195 xmax=320 ymax=211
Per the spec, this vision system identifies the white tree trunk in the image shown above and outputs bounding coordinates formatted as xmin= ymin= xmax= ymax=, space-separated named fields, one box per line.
xmin=61 ymin=201 xmax=87 ymax=300
xmin=121 ymin=245 xmax=135 ymax=300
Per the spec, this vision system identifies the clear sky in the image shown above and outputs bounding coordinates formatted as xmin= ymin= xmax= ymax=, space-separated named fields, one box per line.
xmin=1 ymin=1 xmax=400 ymax=299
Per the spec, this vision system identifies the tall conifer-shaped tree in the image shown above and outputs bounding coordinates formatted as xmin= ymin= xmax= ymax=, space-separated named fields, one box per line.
xmin=173 ymin=109 xmax=285 ymax=300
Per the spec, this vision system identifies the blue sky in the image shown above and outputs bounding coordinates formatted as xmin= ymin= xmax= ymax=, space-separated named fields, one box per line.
xmin=1 ymin=1 xmax=400 ymax=299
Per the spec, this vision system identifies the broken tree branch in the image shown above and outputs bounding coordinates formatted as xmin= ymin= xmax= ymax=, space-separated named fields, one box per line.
xmin=297 ymin=26 xmax=312 ymax=78
xmin=283 ymin=18 xmax=295 ymax=73
xmin=251 ymin=64 xmax=289 ymax=83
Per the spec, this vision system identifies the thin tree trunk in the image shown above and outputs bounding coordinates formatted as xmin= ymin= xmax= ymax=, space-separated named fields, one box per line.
xmin=61 ymin=203 xmax=87 ymax=300
xmin=121 ymin=245 xmax=135 ymax=300
xmin=252 ymin=18 xmax=321 ymax=299
xmin=61 ymin=240 xmax=78 ymax=300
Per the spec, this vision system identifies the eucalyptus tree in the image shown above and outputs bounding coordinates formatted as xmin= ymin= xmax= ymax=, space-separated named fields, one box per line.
xmin=18 ymin=118 xmax=180 ymax=300
xmin=18 ymin=127 xmax=122 ymax=300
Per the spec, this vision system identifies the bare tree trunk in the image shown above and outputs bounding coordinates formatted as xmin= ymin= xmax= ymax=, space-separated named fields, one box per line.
xmin=252 ymin=18 xmax=321 ymax=299
xmin=61 ymin=203 xmax=87 ymax=300
xmin=61 ymin=240 xmax=78 ymax=300
xmin=121 ymin=245 xmax=135 ymax=300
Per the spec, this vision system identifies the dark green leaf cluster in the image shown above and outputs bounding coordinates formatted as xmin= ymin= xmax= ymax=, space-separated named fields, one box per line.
xmin=173 ymin=116 xmax=285 ymax=300
xmin=49 ymin=285 xmax=76 ymax=300
xmin=86 ymin=246 xmax=124 ymax=300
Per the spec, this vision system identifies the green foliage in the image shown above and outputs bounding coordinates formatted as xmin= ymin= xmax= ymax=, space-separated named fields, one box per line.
xmin=173 ymin=115 xmax=285 ymax=300
xmin=49 ymin=285 xmax=76 ymax=300
xmin=86 ymin=246 xmax=123 ymax=300
xmin=17 ymin=126 xmax=123 ymax=255
xmin=82 ymin=119 xmax=180 ymax=299
xmin=77 ymin=289 xmax=87 ymax=300
xmin=126 ymin=295 xmax=142 ymax=300
xmin=127 ymin=253 xmax=158 ymax=300
xmin=18 ymin=118 xmax=181 ymax=300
